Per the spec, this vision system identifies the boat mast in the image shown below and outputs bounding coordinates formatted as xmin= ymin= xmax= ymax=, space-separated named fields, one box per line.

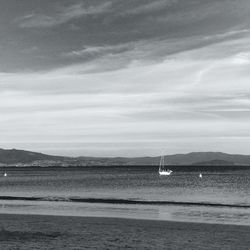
xmin=159 ymin=155 xmax=162 ymax=171
xmin=159 ymin=155 xmax=165 ymax=172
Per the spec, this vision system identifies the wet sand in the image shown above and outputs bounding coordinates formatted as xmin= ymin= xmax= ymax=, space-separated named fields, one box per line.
xmin=0 ymin=214 xmax=249 ymax=249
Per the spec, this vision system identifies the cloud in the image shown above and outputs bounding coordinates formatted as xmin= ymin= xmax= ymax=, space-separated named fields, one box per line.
xmin=18 ymin=1 xmax=112 ymax=28
xmin=56 ymin=29 xmax=250 ymax=75
xmin=64 ymin=43 xmax=133 ymax=58
xmin=2 ymin=45 xmax=250 ymax=156
xmin=121 ymin=0 xmax=178 ymax=16
xmin=232 ymin=52 xmax=250 ymax=65
xmin=3 ymin=0 xmax=250 ymax=156
xmin=6 ymin=0 xmax=250 ymax=73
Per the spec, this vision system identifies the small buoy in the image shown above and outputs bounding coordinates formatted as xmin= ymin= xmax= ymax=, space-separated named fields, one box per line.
xmin=199 ymin=173 xmax=202 ymax=178
xmin=4 ymin=173 xmax=7 ymax=177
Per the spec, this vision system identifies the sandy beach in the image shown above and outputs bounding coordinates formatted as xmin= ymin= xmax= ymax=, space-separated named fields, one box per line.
xmin=0 ymin=214 xmax=249 ymax=249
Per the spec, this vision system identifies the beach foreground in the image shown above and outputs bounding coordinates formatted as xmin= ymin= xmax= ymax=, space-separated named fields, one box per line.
xmin=0 ymin=214 xmax=249 ymax=249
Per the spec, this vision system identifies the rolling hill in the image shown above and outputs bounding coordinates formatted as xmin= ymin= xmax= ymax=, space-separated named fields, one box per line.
xmin=1 ymin=148 xmax=250 ymax=167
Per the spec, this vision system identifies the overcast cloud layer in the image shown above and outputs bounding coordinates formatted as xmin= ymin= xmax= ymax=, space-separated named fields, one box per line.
xmin=1 ymin=0 xmax=250 ymax=156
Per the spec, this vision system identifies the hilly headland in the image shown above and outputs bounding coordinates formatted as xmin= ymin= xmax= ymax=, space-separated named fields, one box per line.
xmin=1 ymin=148 xmax=250 ymax=168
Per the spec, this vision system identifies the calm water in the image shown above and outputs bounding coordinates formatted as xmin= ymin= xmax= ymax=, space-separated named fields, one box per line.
xmin=0 ymin=167 xmax=249 ymax=225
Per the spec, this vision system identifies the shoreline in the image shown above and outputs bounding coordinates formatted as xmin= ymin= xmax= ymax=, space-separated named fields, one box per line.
xmin=0 ymin=195 xmax=249 ymax=208
xmin=2 ymin=212 xmax=250 ymax=227
xmin=1 ymin=210 xmax=250 ymax=227
xmin=1 ymin=199 xmax=250 ymax=226
xmin=0 ymin=213 xmax=249 ymax=249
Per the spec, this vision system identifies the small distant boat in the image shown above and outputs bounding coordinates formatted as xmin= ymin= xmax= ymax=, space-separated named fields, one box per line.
xmin=199 ymin=173 xmax=202 ymax=178
xmin=159 ymin=155 xmax=173 ymax=176
xmin=3 ymin=173 xmax=7 ymax=177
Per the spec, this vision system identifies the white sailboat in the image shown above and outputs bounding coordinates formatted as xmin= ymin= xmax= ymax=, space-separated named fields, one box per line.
xmin=199 ymin=173 xmax=202 ymax=178
xmin=159 ymin=155 xmax=173 ymax=176
xmin=3 ymin=173 xmax=7 ymax=177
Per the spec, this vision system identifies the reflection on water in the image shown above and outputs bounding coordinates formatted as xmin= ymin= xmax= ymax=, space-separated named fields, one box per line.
xmin=0 ymin=167 xmax=249 ymax=225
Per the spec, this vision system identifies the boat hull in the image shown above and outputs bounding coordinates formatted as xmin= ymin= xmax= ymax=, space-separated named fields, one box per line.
xmin=159 ymin=171 xmax=172 ymax=176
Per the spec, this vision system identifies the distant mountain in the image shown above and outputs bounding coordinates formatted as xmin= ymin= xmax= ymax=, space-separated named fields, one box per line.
xmin=1 ymin=148 xmax=250 ymax=167
xmin=0 ymin=148 xmax=68 ymax=165
xmin=192 ymin=159 xmax=235 ymax=166
xmin=165 ymin=152 xmax=250 ymax=165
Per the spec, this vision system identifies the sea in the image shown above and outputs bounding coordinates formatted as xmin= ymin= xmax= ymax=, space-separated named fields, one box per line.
xmin=0 ymin=166 xmax=249 ymax=226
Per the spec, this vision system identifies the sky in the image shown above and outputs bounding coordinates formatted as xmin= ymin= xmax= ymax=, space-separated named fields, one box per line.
xmin=1 ymin=0 xmax=250 ymax=157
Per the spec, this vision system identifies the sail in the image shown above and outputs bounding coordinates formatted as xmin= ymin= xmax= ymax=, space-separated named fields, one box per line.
xmin=159 ymin=155 xmax=163 ymax=172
